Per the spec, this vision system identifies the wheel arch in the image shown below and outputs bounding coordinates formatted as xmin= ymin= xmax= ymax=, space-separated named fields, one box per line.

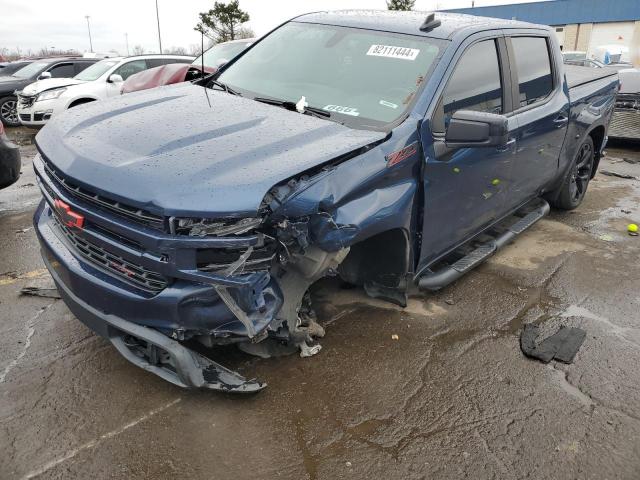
xmin=67 ymin=97 xmax=98 ymax=109
xmin=587 ymin=125 xmax=606 ymax=178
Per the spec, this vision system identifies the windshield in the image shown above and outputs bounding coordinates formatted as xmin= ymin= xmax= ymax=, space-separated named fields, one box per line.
xmin=218 ymin=23 xmax=443 ymax=129
xmin=74 ymin=60 xmax=119 ymax=81
xmin=194 ymin=41 xmax=251 ymax=68
xmin=12 ymin=61 xmax=50 ymax=79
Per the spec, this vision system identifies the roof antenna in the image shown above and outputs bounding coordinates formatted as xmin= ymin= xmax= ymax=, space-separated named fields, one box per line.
xmin=420 ymin=13 xmax=441 ymax=32
xmin=201 ymin=30 xmax=205 ymax=83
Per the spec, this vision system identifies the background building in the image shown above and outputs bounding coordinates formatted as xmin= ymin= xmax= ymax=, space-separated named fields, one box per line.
xmin=443 ymin=0 xmax=640 ymax=65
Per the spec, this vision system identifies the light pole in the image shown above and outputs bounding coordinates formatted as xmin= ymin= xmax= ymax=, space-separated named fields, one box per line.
xmin=85 ymin=15 xmax=93 ymax=53
xmin=125 ymin=33 xmax=130 ymax=56
xmin=155 ymin=0 xmax=162 ymax=53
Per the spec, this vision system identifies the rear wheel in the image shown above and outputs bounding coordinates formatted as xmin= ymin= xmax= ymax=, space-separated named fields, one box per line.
xmin=0 ymin=96 xmax=19 ymax=127
xmin=549 ymin=136 xmax=594 ymax=210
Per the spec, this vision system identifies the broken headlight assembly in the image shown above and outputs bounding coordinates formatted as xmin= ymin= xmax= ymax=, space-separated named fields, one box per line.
xmin=171 ymin=217 xmax=263 ymax=237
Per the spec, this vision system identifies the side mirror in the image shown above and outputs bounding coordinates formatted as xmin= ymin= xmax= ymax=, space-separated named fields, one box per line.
xmin=38 ymin=71 xmax=52 ymax=80
xmin=108 ymin=74 xmax=123 ymax=83
xmin=445 ymin=110 xmax=508 ymax=148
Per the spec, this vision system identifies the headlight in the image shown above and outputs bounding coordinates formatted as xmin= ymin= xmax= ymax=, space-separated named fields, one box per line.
xmin=36 ymin=88 xmax=67 ymax=102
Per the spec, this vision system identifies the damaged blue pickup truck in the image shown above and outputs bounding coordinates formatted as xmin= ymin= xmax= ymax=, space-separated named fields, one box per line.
xmin=34 ymin=11 xmax=618 ymax=392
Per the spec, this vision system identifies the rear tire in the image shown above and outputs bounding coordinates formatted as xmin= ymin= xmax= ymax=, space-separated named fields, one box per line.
xmin=0 ymin=96 xmax=20 ymax=127
xmin=549 ymin=136 xmax=594 ymax=210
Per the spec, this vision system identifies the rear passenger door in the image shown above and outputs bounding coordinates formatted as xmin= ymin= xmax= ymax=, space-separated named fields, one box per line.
xmin=506 ymin=34 xmax=569 ymax=204
xmin=420 ymin=35 xmax=518 ymax=266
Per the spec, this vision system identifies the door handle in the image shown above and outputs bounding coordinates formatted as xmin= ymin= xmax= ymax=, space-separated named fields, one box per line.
xmin=553 ymin=115 xmax=569 ymax=128
xmin=496 ymin=138 xmax=516 ymax=153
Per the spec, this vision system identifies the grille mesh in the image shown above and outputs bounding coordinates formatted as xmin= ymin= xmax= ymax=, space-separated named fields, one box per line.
xmin=53 ymin=216 xmax=168 ymax=293
xmin=41 ymin=156 xmax=165 ymax=231
xmin=609 ymin=110 xmax=640 ymax=140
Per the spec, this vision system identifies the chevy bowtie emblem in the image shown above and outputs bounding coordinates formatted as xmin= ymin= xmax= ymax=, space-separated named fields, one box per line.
xmin=53 ymin=199 xmax=85 ymax=229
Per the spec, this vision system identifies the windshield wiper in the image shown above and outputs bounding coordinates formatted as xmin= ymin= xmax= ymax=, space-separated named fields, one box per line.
xmin=253 ymin=97 xmax=331 ymax=119
xmin=209 ymin=79 xmax=241 ymax=96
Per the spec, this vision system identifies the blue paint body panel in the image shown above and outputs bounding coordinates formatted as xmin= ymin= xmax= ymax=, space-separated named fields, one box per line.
xmin=442 ymin=0 xmax=640 ymax=26
xmin=33 ymin=11 xmax=618 ymax=351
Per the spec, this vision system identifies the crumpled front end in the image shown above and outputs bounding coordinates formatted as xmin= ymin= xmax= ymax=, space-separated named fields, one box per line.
xmin=34 ymin=115 xmax=420 ymax=392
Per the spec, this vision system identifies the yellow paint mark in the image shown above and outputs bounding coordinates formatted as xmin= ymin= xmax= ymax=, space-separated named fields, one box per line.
xmin=0 ymin=268 xmax=49 ymax=286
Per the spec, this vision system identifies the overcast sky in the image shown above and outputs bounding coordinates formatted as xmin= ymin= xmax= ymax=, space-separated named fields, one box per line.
xmin=0 ymin=0 xmax=544 ymax=56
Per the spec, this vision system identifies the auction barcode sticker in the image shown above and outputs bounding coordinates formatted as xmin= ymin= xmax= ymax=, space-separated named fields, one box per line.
xmin=367 ymin=45 xmax=420 ymax=61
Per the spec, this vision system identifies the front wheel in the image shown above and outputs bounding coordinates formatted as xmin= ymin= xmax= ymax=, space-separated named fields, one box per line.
xmin=0 ymin=96 xmax=20 ymax=127
xmin=549 ymin=136 xmax=594 ymax=210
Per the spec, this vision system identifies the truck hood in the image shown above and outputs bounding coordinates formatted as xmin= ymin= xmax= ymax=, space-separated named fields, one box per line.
xmin=21 ymin=78 xmax=84 ymax=96
xmin=36 ymin=82 xmax=386 ymax=217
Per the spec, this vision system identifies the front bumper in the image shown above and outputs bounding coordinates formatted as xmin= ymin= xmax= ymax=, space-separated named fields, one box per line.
xmin=42 ymin=242 xmax=265 ymax=392
xmin=0 ymin=134 xmax=20 ymax=189
xmin=17 ymin=96 xmax=60 ymax=126
xmin=33 ymin=151 xmax=284 ymax=390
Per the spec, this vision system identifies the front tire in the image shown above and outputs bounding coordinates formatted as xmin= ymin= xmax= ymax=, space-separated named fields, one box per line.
xmin=549 ymin=136 xmax=594 ymax=210
xmin=0 ymin=96 xmax=20 ymax=127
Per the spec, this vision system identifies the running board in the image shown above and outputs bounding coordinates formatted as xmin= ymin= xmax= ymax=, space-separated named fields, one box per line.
xmin=417 ymin=199 xmax=550 ymax=291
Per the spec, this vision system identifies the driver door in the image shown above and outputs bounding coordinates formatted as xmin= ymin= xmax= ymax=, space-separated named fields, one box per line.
xmin=418 ymin=35 xmax=519 ymax=268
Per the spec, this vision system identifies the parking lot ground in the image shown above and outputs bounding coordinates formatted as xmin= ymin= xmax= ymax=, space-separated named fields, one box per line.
xmin=1 ymin=128 xmax=639 ymax=480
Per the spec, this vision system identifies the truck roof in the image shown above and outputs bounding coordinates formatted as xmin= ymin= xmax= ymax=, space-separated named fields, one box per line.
xmin=295 ymin=10 xmax=543 ymax=40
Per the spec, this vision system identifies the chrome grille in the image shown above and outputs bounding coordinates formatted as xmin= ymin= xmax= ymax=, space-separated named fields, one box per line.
xmin=53 ymin=216 xmax=168 ymax=293
xmin=609 ymin=109 xmax=640 ymax=140
xmin=41 ymin=155 xmax=166 ymax=231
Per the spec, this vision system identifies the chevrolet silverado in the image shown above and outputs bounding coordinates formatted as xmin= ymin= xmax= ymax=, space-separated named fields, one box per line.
xmin=33 ymin=11 xmax=618 ymax=392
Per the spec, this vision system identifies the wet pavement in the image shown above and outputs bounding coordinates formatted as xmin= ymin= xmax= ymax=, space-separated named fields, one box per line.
xmin=1 ymin=127 xmax=640 ymax=479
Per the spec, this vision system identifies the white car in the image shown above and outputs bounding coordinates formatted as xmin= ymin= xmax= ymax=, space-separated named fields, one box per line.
xmin=17 ymin=54 xmax=193 ymax=126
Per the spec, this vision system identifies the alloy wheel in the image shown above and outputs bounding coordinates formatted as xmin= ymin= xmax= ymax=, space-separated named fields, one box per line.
xmin=0 ymin=99 xmax=19 ymax=125
xmin=569 ymin=142 xmax=593 ymax=203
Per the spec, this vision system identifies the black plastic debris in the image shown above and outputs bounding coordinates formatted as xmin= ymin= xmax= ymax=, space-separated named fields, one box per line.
xmin=20 ymin=276 xmax=61 ymax=299
xmin=520 ymin=324 xmax=586 ymax=364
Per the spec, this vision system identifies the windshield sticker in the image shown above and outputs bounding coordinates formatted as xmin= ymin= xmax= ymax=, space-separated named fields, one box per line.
xmin=367 ymin=45 xmax=420 ymax=61
xmin=323 ymin=105 xmax=360 ymax=116
xmin=379 ymin=100 xmax=398 ymax=109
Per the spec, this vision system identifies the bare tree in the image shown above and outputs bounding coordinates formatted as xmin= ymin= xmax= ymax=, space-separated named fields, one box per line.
xmin=189 ymin=43 xmax=204 ymax=56
xmin=163 ymin=46 xmax=188 ymax=55
xmin=236 ymin=27 xmax=255 ymax=40
xmin=132 ymin=45 xmax=145 ymax=55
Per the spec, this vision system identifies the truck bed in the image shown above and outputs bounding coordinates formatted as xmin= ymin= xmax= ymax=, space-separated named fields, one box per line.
xmin=565 ymin=64 xmax=619 ymax=89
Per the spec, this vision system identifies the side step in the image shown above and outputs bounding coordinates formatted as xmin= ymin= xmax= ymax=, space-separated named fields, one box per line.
xmin=417 ymin=199 xmax=550 ymax=291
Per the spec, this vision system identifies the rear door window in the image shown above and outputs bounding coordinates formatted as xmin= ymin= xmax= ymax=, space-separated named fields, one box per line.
xmin=73 ymin=62 xmax=94 ymax=75
xmin=48 ymin=63 xmax=75 ymax=78
xmin=147 ymin=58 xmax=185 ymax=68
xmin=510 ymin=37 xmax=554 ymax=107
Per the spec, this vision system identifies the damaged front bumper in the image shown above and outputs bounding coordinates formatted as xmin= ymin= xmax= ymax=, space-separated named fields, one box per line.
xmin=35 ymin=201 xmax=278 ymax=391
xmin=49 ymin=259 xmax=266 ymax=392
